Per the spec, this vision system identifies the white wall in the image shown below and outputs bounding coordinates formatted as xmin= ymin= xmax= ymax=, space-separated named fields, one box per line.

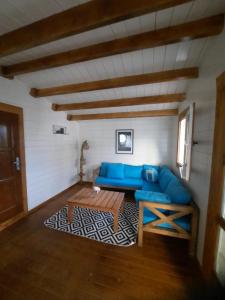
xmin=177 ymin=29 xmax=225 ymax=263
xmin=79 ymin=117 xmax=177 ymax=181
xmin=0 ymin=76 xmax=80 ymax=210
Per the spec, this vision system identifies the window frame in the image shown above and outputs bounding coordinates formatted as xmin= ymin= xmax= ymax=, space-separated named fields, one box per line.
xmin=176 ymin=104 xmax=195 ymax=181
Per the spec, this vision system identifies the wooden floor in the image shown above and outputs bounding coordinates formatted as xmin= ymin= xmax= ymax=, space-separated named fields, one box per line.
xmin=0 ymin=183 xmax=203 ymax=300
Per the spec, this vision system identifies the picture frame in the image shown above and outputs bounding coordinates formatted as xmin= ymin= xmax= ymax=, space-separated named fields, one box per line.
xmin=116 ymin=129 xmax=134 ymax=154
xmin=52 ymin=125 xmax=68 ymax=135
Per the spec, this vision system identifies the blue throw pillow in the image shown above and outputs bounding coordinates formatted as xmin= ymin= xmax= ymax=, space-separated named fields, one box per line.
xmin=144 ymin=168 xmax=159 ymax=182
xmin=143 ymin=164 xmax=160 ymax=172
xmin=107 ymin=163 xmax=124 ymax=179
xmin=124 ymin=165 xmax=143 ymax=179
xmin=142 ymin=165 xmax=159 ymax=182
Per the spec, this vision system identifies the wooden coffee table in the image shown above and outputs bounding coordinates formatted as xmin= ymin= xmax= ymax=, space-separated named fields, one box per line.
xmin=67 ymin=188 xmax=125 ymax=232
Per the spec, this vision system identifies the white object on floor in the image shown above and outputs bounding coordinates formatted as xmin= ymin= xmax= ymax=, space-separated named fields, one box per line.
xmin=93 ymin=186 xmax=101 ymax=193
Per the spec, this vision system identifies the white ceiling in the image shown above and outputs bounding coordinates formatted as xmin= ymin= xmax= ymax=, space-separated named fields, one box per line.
xmin=0 ymin=0 xmax=225 ymax=117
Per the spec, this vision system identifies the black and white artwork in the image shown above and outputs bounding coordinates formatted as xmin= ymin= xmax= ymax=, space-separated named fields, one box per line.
xmin=116 ymin=129 xmax=133 ymax=154
xmin=53 ymin=125 xmax=67 ymax=135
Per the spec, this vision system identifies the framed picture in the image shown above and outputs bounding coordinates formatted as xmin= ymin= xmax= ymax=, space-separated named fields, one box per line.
xmin=116 ymin=129 xmax=134 ymax=154
xmin=52 ymin=125 xmax=68 ymax=135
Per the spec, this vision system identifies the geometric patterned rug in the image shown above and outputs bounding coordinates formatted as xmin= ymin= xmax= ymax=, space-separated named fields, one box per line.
xmin=44 ymin=202 xmax=138 ymax=247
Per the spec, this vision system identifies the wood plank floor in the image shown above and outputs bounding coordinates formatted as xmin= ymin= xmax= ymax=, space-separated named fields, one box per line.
xmin=0 ymin=183 xmax=203 ymax=300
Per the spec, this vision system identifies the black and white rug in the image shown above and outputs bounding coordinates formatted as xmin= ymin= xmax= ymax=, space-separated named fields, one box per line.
xmin=44 ymin=202 xmax=138 ymax=246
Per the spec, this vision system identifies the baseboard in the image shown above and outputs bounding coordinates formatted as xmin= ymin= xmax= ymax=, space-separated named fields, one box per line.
xmin=28 ymin=182 xmax=78 ymax=215
xmin=0 ymin=211 xmax=27 ymax=232
xmin=0 ymin=182 xmax=78 ymax=231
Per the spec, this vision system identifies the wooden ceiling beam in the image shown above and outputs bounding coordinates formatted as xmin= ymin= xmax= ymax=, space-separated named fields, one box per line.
xmin=52 ymin=93 xmax=185 ymax=111
xmin=0 ymin=0 xmax=192 ymax=58
xmin=67 ymin=109 xmax=178 ymax=121
xmin=30 ymin=67 xmax=198 ymax=98
xmin=2 ymin=14 xmax=224 ymax=78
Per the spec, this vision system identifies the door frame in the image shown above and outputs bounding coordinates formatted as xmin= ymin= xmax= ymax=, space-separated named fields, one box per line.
xmin=0 ymin=102 xmax=28 ymax=230
xmin=203 ymin=71 xmax=225 ymax=278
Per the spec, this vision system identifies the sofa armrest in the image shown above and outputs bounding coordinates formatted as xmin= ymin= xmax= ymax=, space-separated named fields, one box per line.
xmin=140 ymin=200 xmax=195 ymax=213
xmin=93 ymin=166 xmax=100 ymax=186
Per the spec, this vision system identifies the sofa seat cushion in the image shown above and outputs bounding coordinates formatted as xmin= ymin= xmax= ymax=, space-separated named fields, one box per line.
xmin=159 ymin=166 xmax=178 ymax=191
xmin=143 ymin=208 xmax=190 ymax=231
xmin=165 ymin=180 xmax=192 ymax=204
xmin=107 ymin=163 xmax=124 ymax=179
xmin=124 ymin=164 xmax=143 ymax=179
xmin=95 ymin=176 xmax=143 ymax=189
xmin=142 ymin=181 xmax=161 ymax=192
xmin=135 ymin=190 xmax=171 ymax=204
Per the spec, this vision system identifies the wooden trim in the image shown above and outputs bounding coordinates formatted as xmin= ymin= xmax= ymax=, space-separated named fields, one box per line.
xmin=67 ymin=109 xmax=178 ymax=121
xmin=142 ymin=201 xmax=194 ymax=213
xmin=0 ymin=211 xmax=26 ymax=232
xmin=203 ymin=70 xmax=225 ymax=278
xmin=138 ymin=201 xmax=144 ymax=247
xmin=2 ymin=14 xmax=223 ymax=77
xmin=94 ymin=184 xmax=137 ymax=191
xmin=218 ymin=216 xmax=225 ymax=231
xmin=143 ymin=226 xmax=190 ymax=239
xmin=176 ymin=105 xmax=194 ymax=172
xmin=31 ymin=67 xmax=198 ymax=98
xmin=0 ymin=182 xmax=78 ymax=231
xmin=138 ymin=199 xmax=199 ymax=255
xmin=52 ymin=94 xmax=185 ymax=111
xmin=179 ymin=107 xmax=189 ymax=121
xmin=0 ymin=0 xmax=192 ymax=58
xmin=0 ymin=102 xmax=28 ymax=215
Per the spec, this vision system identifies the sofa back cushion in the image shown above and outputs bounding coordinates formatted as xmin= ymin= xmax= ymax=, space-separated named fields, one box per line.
xmin=107 ymin=163 xmax=124 ymax=179
xmin=165 ymin=179 xmax=191 ymax=205
xmin=159 ymin=166 xmax=177 ymax=191
xmin=99 ymin=162 xmax=109 ymax=177
xmin=143 ymin=165 xmax=159 ymax=182
xmin=124 ymin=164 xmax=143 ymax=179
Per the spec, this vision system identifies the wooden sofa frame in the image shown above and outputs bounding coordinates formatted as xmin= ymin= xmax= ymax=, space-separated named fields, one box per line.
xmin=138 ymin=200 xmax=199 ymax=256
xmin=93 ymin=166 xmax=199 ymax=256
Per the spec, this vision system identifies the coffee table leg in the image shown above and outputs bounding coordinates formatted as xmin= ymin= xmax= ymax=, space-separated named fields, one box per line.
xmin=68 ymin=205 xmax=73 ymax=223
xmin=113 ymin=211 xmax=119 ymax=232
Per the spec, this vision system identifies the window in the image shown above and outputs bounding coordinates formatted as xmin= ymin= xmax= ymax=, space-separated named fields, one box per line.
xmin=176 ymin=103 xmax=195 ymax=181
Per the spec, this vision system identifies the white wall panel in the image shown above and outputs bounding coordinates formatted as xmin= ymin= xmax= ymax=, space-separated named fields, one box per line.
xmin=79 ymin=117 xmax=177 ymax=181
xmin=0 ymin=76 xmax=80 ymax=210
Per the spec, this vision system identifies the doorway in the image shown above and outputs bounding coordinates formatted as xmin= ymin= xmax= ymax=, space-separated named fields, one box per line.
xmin=203 ymin=71 xmax=225 ymax=286
xmin=0 ymin=102 xmax=27 ymax=230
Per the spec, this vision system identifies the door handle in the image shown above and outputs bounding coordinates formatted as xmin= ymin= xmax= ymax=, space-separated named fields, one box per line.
xmin=13 ymin=157 xmax=20 ymax=171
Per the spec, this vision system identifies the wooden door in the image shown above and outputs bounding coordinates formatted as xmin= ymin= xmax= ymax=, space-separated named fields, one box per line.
xmin=0 ymin=108 xmax=25 ymax=224
xmin=203 ymin=71 xmax=225 ymax=286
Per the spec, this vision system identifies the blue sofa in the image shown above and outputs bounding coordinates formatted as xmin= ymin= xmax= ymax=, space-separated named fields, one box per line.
xmin=94 ymin=162 xmax=191 ymax=203
xmin=93 ymin=162 xmax=198 ymax=255
xmin=94 ymin=162 xmax=160 ymax=190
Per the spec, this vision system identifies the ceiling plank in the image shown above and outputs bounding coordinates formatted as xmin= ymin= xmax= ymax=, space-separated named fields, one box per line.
xmin=52 ymin=93 xmax=185 ymax=111
xmin=30 ymin=67 xmax=198 ymax=98
xmin=67 ymin=109 xmax=178 ymax=121
xmin=2 ymin=14 xmax=223 ymax=78
xmin=0 ymin=0 xmax=192 ymax=58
